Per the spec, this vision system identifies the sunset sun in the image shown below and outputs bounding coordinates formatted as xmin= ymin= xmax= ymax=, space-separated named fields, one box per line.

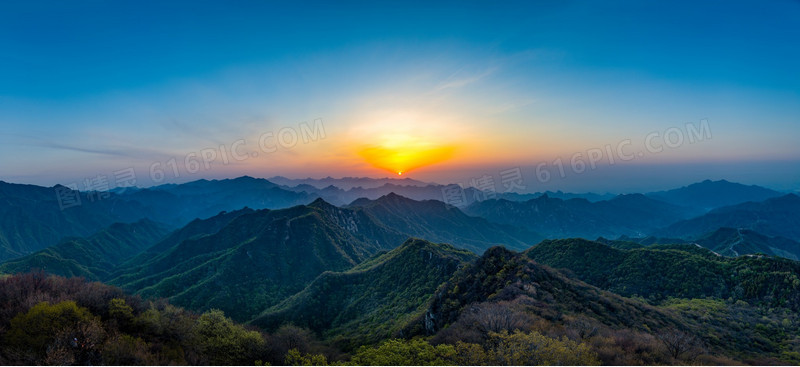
xmin=350 ymin=111 xmax=465 ymax=176
xmin=358 ymin=142 xmax=456 ymax=176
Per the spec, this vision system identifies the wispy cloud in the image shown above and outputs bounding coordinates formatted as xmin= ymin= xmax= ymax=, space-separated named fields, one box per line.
xmin=159 ymin=118 xmax=227 ymax=146
xmin=435 ymin=67 xmax=497 ymax=91
xmin=486 ymin=98 xmax=537 ymax=115
xmin=30 ymin=139 xmax=172 ymax=160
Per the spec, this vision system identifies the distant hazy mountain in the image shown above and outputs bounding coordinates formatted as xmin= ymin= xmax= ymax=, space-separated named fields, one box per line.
xmin=464 ymin=193 xmax=693 ymax=239
xmin=525 ymin=238 xmax=800 ymax=309
xmin=647 ymin=179 xmax=782 ymax=211
xmin=268 ymin=176 xmax=432 ymax=190
xmin=597 ymin=235 xmax=690 ymax=249
xmin=124 ymin=176 xmax=318 ymax=225
xmin=279 ymin=180 xmax=614 ymax=207
xmin=252 ymin=238 xmax=476 ymax=347
xmin=279 ymin=182 xmax=484 ymax=207
xmin=516 ymin=190 xmax=615 ymax=202
xmin=0 ymin=219 xmax=168 ymax=279
xmin=348 ymin=193 xmax=542 ymax=252
xmin=0 ymin=181 xmax=157 ymax=261
xmin=280 ymin=183 xmax=450 ymax=206
xmin=657 ymin=194 xmax=800 ymax=241
xmin=694 ymin=227 xmax=800 ymax=260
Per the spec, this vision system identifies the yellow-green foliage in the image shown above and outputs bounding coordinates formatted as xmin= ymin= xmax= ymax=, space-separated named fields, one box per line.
xmin=5 ymin=300 xmax=99 ymax=357
xmin=285 ymin=348 xmax=328 ymax=366
xmin=343 ymin=331 xmax=599 ymax=366
xmin=347 ymin=338 xmax=457 ymax=366
xmin=487 ymin=330 xmax=600 ymax=366
xmin=101 ymin=334 xmax=156 ymax=365
xmin=191 ymin=309 xmax=267 ymax=365
xmin=108 ymin=297 xmax=134 ymax=322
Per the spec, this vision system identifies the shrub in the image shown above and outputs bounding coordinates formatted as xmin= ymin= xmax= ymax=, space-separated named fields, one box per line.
xmin=4 ymin=300 xmax=105 ymax=364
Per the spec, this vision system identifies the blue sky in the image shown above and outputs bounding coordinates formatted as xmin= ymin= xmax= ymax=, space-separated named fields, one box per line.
xmin=1 ymin=1 xmax=798 ymax=192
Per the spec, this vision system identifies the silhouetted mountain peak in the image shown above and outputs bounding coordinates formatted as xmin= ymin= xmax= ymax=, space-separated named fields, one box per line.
xmin=308 ymin=197 xmax=336 ymax=210
xmin=383 ymin=192 xmax=404 ymax=199
xmin=394 ymin=237 xmax=456 ymax=253
xmin=371 ymin=192 xmax=421 ymax=206
xmin=347 ymin=197 xmax=373 ymax=207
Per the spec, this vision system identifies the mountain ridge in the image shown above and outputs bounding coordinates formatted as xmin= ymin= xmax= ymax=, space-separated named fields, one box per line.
xmin=463 ymin=193 xmax=693 ymax=239
xmin=251 ymin=238 xmax=476 ymax=349
xmin=0 ymin=219 xmax=169 ymax=279
xmin=349 ymin=193 xmax=542 ymax=252
xmin=658 ymin=194 xmax=800 ymax=241
xmin=647 ymin=179 xmax=783 ymax=211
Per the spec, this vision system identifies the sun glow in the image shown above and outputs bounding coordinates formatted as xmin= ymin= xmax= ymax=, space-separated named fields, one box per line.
xmin=358 ymin=141 xmax=456 ymax=176
xmin=348 ymin=110 xmax=473 ymax=176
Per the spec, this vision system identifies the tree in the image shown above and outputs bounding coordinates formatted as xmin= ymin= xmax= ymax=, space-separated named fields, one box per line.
xmin=656 ymin=327 xmax=702 ymax=361
xmin=190 ymin=309 xmax=267 ymax=365
xmin=487 ymin=330 xmax=600 ymax=366
xmin=273 ymin=324 xmax=314 ymax=354
xmin=135 ymin=303 xmax=194 ymax=341
xmin=108 ymin=298 xmax=134 ymax=322
xmin=4 ymin=301 xmax=105 ymax=365
xmin=461 ymin=302 xmax=532 ymax=335
xmin=101 ymin=334 xmax=156 ymax=365
xmin=568 ymin=316 xmax=599 ymax=340
xmin=285 ymin=348 xmax=328 ymax=366
xmin=348 ymin=338 xmax=456 ymax=366
xmin=108 ymin=297 xmax=135 ymax=331
xmin=451 ymin=341 xmax=491 ymax=365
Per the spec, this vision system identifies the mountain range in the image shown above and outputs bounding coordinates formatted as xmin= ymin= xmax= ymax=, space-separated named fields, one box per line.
xmin=251 ymin=238 xmax=476 ymax=349
xmin=1 ymin=176 xmax=799 ymax=364
xmin=0 ymin=219 xmax=168 ymax=279
xmin=646 ymin=179 xmax=783 ymax=212
xmin=0 ymin=181 xmax=157 ymax=261
xmin=525 ymin=238 xmax=800 ymax=309
xmin=109 ymin=199 xmax=404 ymax=320
xmin=694 ymin=227 xmax=800 ymax=259
xmin=347 ymin=193 xmax=541 ymax=252
xmin=464 ymin=193 xmax=695 ymax=239
xmin=1 ymin=177 xmax=796 ymax=265
xmin=267 ymin=176 xmax=433 ymax=190
xmin=102 ymin=193 xmax=535 ymax=321
xmin=657 ymin=194 xmax=800 ymax=242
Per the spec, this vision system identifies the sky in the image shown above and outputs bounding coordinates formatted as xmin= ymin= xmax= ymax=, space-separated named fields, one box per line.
xmin=1 ymin=0 xmax=798 ymax=193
